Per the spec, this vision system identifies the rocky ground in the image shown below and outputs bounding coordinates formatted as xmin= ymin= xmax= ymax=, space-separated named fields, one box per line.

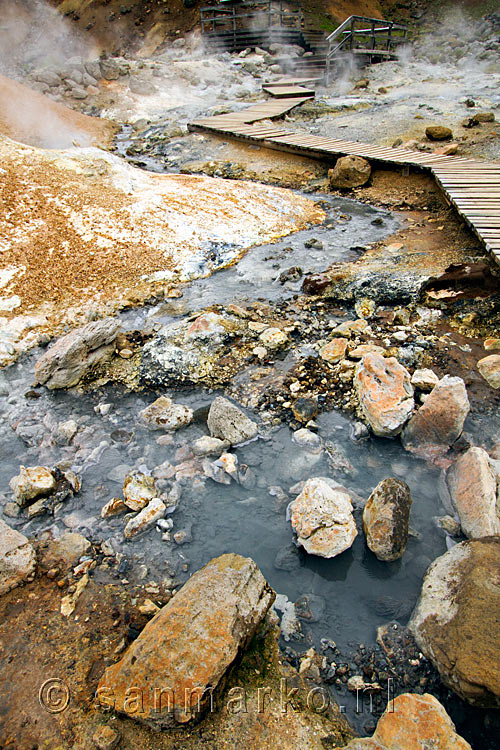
xmin=1 ymin=2 xmax=500 ymax=749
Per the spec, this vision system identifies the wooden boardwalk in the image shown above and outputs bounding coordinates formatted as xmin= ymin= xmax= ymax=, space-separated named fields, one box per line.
xmin=189 ymin=103 xmax=500 ymax=261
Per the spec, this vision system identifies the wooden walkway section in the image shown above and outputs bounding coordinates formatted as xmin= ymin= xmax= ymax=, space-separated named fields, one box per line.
xmin=189 ymin=105 xmax=500 ymax=262
xmin=263 ymin=84 xmax=316 ymax=98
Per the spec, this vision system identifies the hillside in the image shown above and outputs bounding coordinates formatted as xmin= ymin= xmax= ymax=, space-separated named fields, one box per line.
xmin=1 ymin=0 xmax=496 ymax=59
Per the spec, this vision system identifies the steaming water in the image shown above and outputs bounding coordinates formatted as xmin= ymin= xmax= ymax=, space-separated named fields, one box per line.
xmin=2 ymin=194 xmax=498 ymax=745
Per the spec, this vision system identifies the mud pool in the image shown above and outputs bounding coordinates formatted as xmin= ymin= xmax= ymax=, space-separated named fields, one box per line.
xmin=0 ymin=195 xmax=496 ymax=745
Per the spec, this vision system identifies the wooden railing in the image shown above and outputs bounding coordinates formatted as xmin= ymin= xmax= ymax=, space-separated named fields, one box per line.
xmin=325 ymin=15 xmax=407 ymax=83
xmin=200 ymin=1 xmax=303 ymax=35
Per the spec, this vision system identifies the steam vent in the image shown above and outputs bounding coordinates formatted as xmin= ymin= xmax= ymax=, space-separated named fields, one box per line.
xmin=1 ymin=2 xmax=500 ymax=749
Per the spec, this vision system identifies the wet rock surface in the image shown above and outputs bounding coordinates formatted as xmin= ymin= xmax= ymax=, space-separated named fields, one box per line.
xmin=447 ymin=447 xmax=500 ymax=538
xmin=401 ymin=376 xmax=470 ymax=460
xmin=0 ymin=519 xmax=36 ymax=595
xmin=97 ymin=553 xmax=275 ymax=727
xmin=363 ymin=478 xmax=413 ymax=562
xmin=290 ymin=478 xmax=357 ymax=558
xmin=343 ymin=692 xmax=472 ymax=749
xmin=1 ymin=9 xmax=500 ymax=748
xmin=409 ymin=539 xmax=500 ymax=708
xmin=35 ymin=318 xmax=121 ymax=390
xmin=354 ymin=354 xmax=414 ymax=438
xmin=207 ymin=397 xmax=258 ymax=446
xmin=139 ymin=396 xmax=193 ymax=431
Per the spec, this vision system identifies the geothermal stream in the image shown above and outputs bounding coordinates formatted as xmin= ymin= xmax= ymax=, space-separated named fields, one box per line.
xmin=1 ymin=194 xmax=497 ymax=746
xmin=1 ymin=3 xmax=500 ymax=748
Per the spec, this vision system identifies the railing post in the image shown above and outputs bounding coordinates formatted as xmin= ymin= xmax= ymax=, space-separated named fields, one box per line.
xmin=350 ymin=16 xmax=354 ymax=50
xmin=387 ymin=22 xmax=393 ymax=51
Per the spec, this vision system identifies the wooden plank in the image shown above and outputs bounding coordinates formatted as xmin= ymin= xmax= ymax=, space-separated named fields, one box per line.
xmin=188 ymin=100 xmax=500 ymax=260
xmin=263 ymin=86 xmax=315 ymax=98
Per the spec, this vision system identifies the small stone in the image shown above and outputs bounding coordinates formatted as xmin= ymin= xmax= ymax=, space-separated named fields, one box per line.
xmin=259 ymin=327 xmax=288 ymax=349
xmin=124 ymin=498 xmax=166 ymax=540
xmin=354 ymin=298 xmax=376 ymax=319
xmin=472 ymin=112 xmax=495 ymax=123
xmin=139 ymin=396 xmax=193 ymax=431
xmin=253 ymin=346 xmax=267 ymax=359
xmin=484 ymin=338 xmax=500 ymax=352
xmin=320 ymin=338 xmax=348 ymax=363
xmin=55 ymin=419 xmax=78 ymax=445
xmin=279 ymin=266 xmax=303 ymax=283
xmin=304 ymin=237 xmax=323 ymax=249
xmin=9 ymin=466 xmax=56 ymax=507
xmin=411 ymin=368 xmax=439 ymax=391
xmin=3 ymin=502 xmax=20 ymax=519
xmin=43 ymin=532 xmax=91 ymax=567
xmin=192 ymin=436 xmax=230 ymax=456
xmin=123 ymin=473 xmax=157 ymax=511
xmin=477 ymin=355 xmax=500 ymax=389
xmin=207 ymin=397 xmax=258 ymax=445
xmin=437 ymin=515 xmax=461 ymax=537
xmin=61 ymin=573 xmax=88 ymax=617
xmin=292 ymin=397 xmax=317 ymax=423
xmin=348 ymin=344 xmax=385 ymax=360
xmin=330 ymin=319 xmax=369 ymax=338
xmin=101 ymin=497 xmax=128 ymax=519
xmin=92 ymin=725 xmax=120 ymax=750
xmin=27 ymin=496 xmax=54 ymax=519
xmin=118 ymin=348 xmax=133 ymax=359
xmin=138 ymin=599 xmax=160 ymax=616
xmin=293 ymin=428 xmax=322 ymax=452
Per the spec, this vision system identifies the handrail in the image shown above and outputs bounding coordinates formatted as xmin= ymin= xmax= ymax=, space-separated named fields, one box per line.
xmin=325 ymin=15 xmax=407 ymax=83
xmin=201 ymin=0 xmax=303 ymax=35
xmin=325 ymin=15 xmax=406 ymax=41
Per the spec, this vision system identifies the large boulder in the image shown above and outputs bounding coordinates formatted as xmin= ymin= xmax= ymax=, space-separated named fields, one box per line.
xmin=409 ymin=538 xmax=500 ymax=706
xmin=289 ymin=478 xmax=357 ymax=558
xmin=97 ymin=554 xmax=275 ymax=727
xmin=354 ymin=353 xmax=414 ymax=437
xmin=0 ymin=519 xmax=36 ymax=595
xmin=342 ymin=692 xmax=471 ymax=749
xmin=35 ymin=318 xmax=120 ymax=389
xmin=447 ymin=447 xmax=500 ymax=538
xmin=207 ymin=396 xmax=258 ymax=445
xmin=426 ymin=125 xmax=453 ymax=141
xmin=328 ymin=155 xmax=371 ymax=189
xmin=401 ymin=375 xmax=470 ymax=460
xmin=362 ymin=478 xmax=412 ymax=561
xmin=139 ymin=396 xmax=193 ymax=431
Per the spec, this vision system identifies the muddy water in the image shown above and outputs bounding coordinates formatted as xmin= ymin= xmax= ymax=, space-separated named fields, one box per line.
xmin=0 ymin=197 xmax=496 ymax=745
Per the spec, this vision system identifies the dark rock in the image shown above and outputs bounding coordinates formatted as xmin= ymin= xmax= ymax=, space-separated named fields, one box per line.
xmin=363 ymin=478 xmax=413 ymax=561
